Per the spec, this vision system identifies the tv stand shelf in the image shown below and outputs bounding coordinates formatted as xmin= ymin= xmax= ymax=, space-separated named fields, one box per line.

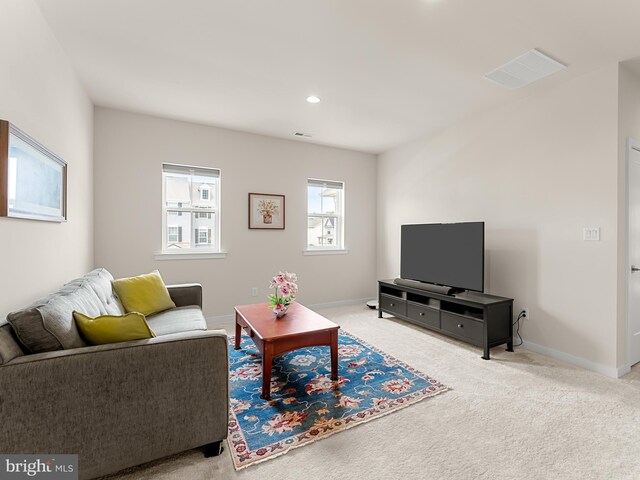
xmin=378 ymin=280 xmax=514 ymax=359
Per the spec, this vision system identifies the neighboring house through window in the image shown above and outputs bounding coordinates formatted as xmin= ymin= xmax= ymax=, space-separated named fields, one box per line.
xmin=307 ymin=178 xmax=344 ymax=249
xmin=162 ymin=163 xmax=220 ymax=252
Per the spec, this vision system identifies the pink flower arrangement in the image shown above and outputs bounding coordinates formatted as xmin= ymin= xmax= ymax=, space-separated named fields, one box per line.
xmin=267 ymin=271 xmax=298 ymax=316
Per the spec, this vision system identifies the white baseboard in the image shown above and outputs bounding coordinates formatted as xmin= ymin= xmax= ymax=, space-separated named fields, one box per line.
xmin=306 ymin=297 xmax=374 ymax=310
xmin=519 ymin=339 xmax=623 ymax=379
xmin=206 ymin=314 xmax=234 ymax=329
xmin=205 ymin=298 xmax=373 ymax=329
xmin=206 ymin=310 xmax=631 ymax=378
xmin=617 ymin=364 xmax=632 ymax=378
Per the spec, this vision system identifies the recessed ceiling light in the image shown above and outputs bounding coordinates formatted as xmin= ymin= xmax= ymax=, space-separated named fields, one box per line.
xmin=306 ymin=96 xmax=321 ymax=104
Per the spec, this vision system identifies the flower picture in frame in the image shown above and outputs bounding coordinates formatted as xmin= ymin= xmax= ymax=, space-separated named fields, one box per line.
xmin=248 ymin=193 xmax=285 ymax=229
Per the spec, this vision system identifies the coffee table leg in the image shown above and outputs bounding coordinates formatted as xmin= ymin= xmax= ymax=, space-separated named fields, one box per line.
xmin=234 ymin=313 xmax=241 ymax=350
xmin=330 ymin=329 xmax=338 ymax=381
xmin=261 ymin=342 xmax=273 ymax=400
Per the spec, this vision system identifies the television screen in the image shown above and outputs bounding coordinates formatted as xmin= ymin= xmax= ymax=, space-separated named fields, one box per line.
xmin=400 ymin=222 xmax=484 ymax=292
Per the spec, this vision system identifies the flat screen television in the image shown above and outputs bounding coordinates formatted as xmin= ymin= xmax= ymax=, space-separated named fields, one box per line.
xmin=400 ymin=222 xmax=485 ymax=293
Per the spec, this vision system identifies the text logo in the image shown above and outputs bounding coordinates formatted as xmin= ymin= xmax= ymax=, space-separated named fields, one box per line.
xmin=0 ymin=455 xmax=77 ymax=480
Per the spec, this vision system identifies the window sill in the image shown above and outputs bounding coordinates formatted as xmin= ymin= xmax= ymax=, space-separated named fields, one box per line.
xmin=302 ymin=249 xmax=349 ymax=256
xmin=154 ymin=251 xmax=227 ymax=260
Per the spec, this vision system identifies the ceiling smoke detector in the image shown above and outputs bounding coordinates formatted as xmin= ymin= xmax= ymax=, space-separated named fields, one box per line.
xmin=484 ymin=49 xmax=567 ymax=90
xmin=294 ymin=132 xmax=313 ymax=138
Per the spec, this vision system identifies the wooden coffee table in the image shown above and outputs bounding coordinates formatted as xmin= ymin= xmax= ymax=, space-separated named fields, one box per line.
xmin=234 ymin=302 xmax=340 ymax=400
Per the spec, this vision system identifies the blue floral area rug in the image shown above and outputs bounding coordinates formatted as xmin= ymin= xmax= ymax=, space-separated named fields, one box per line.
xmin=227 ymin=330 xmax=448 ymax=470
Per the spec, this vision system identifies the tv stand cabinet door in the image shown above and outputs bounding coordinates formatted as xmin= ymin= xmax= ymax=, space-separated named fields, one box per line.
xmin=441 ymin=312 xmax=483 ymax=344
xmin=407 ymin=302 xmax=440 ymax=329
xmin=380 ymin=294 xmax=406 ymax=317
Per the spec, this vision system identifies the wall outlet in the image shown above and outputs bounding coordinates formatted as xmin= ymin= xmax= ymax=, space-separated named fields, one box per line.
xmin=251 ymin=287 xmax=258 ymax=297
xmin=520 ymin=308 xmax=530 ymax=320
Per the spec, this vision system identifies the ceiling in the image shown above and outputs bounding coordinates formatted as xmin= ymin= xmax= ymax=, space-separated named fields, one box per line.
xmin=35 ymin=0 xmax=640 ymax=154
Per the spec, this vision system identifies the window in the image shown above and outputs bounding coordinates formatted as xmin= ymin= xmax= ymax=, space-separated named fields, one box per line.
xmin=197 ymin=227 xmax=209 ymax=244
xmin=307 ymin=178 xmax=344 ymax=249
xmin=167 ymin=226 xmax=181 ymax=243
xmin=162 ymin=163 xmax=220 ymax=252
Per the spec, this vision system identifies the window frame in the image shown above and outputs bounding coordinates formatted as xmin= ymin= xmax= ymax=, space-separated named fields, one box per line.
xmin=161 ymin=163 xmax=221 ymax=254
xmin=306 ymin=178 xmax=345 ymax=251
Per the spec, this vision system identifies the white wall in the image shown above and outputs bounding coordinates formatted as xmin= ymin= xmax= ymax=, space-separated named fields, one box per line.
xmin=616 ymin=64 xmax=640 ymax=368
xmin=378 ymin=65 xmax=621 ymax=373
xmin=93 ymin=108 xmax=377 ymax=317
xmin=0 ymin=0 xmax=93 ymax=317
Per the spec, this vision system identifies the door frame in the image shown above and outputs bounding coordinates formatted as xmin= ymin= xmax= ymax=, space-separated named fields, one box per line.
xmin=627 ymin=137 xmax=640 ymax=371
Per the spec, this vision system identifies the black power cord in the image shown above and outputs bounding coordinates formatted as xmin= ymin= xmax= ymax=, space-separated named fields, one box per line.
xmin=512 ymin=311 xmax=525 ymax=347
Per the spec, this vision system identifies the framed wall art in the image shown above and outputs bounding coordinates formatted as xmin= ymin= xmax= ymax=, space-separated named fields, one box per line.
xmin=0 ymin=120 xmax=67 ymax=222
xmin=248 ymin=193 xmax=285 ymax=229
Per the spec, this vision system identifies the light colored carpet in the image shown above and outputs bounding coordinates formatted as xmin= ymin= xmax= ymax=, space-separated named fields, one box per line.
xmin=103 ymin=304 xmax=640 ymax=480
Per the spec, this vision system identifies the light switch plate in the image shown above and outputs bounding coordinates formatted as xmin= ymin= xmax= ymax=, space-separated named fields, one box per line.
xmin=583 ymin=227 xmax=600 ymax=241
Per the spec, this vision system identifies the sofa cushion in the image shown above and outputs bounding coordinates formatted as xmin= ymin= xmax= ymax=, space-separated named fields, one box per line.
xmin=112 ymin=270 xmax=176 ymax=317
xmin=146 ymin=306 xmax=207 ymax=336
xmin=73 ymin=311 xmax=156 ymax=345
xmin=6 ymin=268 xmax=124 ymax=353
xmin=0 ymin=321 xmax=24 ymax=364
xmin=82 ymin=268 xmax=126 ymax=316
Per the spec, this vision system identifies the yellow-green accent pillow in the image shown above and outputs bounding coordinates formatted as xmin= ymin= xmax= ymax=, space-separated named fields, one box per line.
xmin=73 ymin=311 xmax=156 ymax=345
xmin=111 ymin=270 xmax=176 ymax=316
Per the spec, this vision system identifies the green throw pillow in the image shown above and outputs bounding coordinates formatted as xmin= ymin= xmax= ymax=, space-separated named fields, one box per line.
xmin=73 ymin=311 xmax=156 ymax=345
xmin=111 ymin=270 xmax=176 ymax=316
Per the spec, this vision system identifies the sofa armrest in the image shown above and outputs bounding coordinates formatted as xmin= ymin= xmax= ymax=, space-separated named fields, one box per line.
xmin=0 ymin=329 xmax=228 ymax=479
xmin=166 ymin=283 xmax=202 ymax=308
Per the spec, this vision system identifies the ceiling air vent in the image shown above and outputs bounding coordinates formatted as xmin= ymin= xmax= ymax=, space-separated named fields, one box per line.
xmin=484 ymin=49 xmax=566 ymax=90
xmin=294 ymin=132 xmax=312 ymax=138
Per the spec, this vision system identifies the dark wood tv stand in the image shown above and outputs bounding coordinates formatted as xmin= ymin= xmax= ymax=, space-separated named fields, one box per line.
xmin=378 ymin=279 xmax=514 ymax=360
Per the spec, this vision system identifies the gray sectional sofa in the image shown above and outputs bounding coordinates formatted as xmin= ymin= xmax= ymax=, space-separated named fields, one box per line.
xmin=0 ymin=268 xmax=229 ymax=479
